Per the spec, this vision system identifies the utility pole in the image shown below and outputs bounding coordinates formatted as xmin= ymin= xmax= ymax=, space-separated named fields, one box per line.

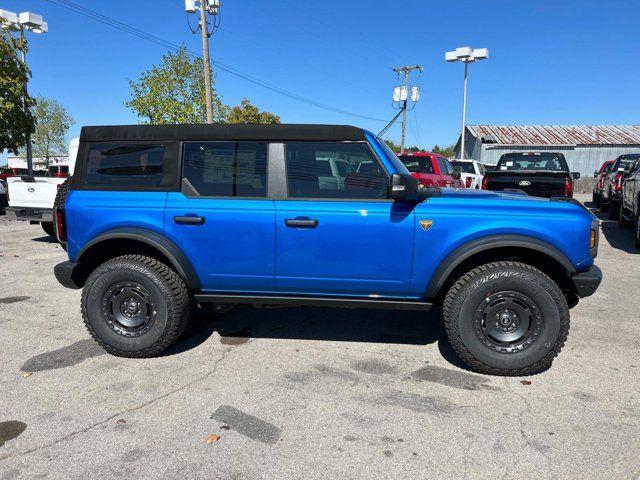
xmin=392 ymin=65 xmax=422 ymax=154
xmin=199 ymin=2 xmax=213 ymax=124
xmin=186 ymin=0 xmax=221 ymax=124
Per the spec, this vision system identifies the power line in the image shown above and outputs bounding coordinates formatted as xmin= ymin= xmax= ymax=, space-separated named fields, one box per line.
xmin=42 ymin=0 xmax=387 ymax=122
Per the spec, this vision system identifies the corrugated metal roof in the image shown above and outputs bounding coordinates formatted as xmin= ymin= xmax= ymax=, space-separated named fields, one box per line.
xmin=468 ymin=125 xmax=640 ymax=146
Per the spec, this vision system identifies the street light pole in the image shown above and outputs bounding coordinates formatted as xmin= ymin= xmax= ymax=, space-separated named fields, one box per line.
xmin=445 ymin=47 xmax=489 ymax=160
xmin=0 ymin=9 xmax=47 ymax=175
xmin=19 ymin=28 xmax=34 ymax=176
xmin=460 ymin=61 xmax=468 ymax=160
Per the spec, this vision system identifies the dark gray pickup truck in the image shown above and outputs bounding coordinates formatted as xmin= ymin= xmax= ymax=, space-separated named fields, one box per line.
xmin=482 ymin=152 xmax=580 ymax=198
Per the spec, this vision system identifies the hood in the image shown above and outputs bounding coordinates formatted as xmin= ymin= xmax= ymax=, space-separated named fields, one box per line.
xmin=437 ymin=187 xmax=550 ymax=203
xmin=426 ymin=187 xmax=595 ymax=219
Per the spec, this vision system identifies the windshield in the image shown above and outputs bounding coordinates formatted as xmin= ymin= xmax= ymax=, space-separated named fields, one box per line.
xmin=496 ymin=154 xmax=568 ymax=172
xmin=398 ymin=155 xmax=434 ymax=174
xmin=614 ymin=155 xmax=640 ymax=171
xmin=451 ymin=161 xmax=474 ymax=174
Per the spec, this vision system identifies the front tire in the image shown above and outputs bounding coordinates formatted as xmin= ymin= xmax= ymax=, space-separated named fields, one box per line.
xmin=443 ymin=261 xmax=570 ymax=376
xmin=81 ymin=255 xmax=190 ymax=357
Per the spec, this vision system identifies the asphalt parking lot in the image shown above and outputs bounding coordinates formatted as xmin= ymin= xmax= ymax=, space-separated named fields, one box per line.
xmin=0 ymin=194 xmax=638 ymax=480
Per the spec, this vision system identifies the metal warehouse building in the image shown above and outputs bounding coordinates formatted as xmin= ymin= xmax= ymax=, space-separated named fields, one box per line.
xmin=455 ymin=125 xmax=640 ymax=176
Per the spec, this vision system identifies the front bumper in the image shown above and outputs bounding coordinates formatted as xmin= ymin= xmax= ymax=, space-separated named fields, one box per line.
xmin=6 ymin=206 xmax=53 ymax=222
xmin=571 ymin=265 xmax=602 ymax=298
xmin=54 ymin=261 xmax=84 ymax=290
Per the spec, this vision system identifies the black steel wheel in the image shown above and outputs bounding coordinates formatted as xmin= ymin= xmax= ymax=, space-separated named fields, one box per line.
xmin=102 ymin=282 xmax=156 ymax=337
xmin=473 ymin=291 xmax=543 ymax=354
xmin=443 ymin=261 xmax=570 ymax=376
xmin=82 ymin=255 xmax=190 ymax=357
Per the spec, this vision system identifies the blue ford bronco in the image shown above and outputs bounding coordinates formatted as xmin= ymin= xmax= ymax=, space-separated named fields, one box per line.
xmin=53 ymin=124 xmax=602 ymax=376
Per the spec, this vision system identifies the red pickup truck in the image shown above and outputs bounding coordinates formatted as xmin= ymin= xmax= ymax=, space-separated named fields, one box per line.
xmin=0 ymin=168 xmax=29 ymax=182
xmin=397 ymin=152 xmax=464 ymax=188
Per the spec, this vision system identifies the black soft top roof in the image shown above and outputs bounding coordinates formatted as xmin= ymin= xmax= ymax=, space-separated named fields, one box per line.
xmin=80 ymin=124 xmax=367 ymax=142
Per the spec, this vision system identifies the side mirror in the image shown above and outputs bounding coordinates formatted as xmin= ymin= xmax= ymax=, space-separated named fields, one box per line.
xmin=389 ymin=173 xmax=419 ymax=201
xmin=451 ymin=170 xmax=461 ymax=180
xmin=571 ymin=172 xmax=580 ymax=180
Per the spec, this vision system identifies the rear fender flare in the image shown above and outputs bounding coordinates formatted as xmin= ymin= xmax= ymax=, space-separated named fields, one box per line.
xmin=77 ymin=228 xmax=201 ymax=289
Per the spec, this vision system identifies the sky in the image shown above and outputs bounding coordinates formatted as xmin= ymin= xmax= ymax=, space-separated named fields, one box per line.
xmin=2 ymin=0 xmax=640 ymax=164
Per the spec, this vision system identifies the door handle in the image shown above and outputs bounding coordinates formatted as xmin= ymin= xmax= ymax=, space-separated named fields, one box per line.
xmin=285 ymin=218 xmax=318 ymax=228
xmin=174 ymin=215 xmax=205 ymax=225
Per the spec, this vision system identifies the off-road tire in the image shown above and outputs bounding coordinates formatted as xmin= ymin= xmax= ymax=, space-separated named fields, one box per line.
xmin=594 ymin=193 xmax=601 ymax=207
xmin=443 ymin=261 xmax=570 ymax=376
xmin=591 ymin=192 xmax=597 ymax=205
xmin=53 ymin=177 xmax=72 ymax=210
xmin=608 ymin=199 xmax=619 ymax=220
xmin=41 ymin=222 xmax=55 ymax=237
xmin=81 ymin=255 xmax=190 ymax=357
xmin=635 ymin=218 xmax=640 ymax=250
xmin=618 ymin=207 xmax=632 ymax=228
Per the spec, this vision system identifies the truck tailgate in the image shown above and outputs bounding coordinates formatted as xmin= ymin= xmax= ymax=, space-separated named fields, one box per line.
xmin=7 ymin=178 xmax=62 ymax=209
xmin=484 ymin=171 xmax=568 ymax=197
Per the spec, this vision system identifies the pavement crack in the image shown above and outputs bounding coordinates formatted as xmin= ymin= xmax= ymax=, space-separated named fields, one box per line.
xmin=0 ymin=346 xmax=234 ymax=462
xmin=503 ymin=378 xmax=558 ymax=479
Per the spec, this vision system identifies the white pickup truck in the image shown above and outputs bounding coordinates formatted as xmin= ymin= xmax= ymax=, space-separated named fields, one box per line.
xmin=6 ymin=138 xmax=78 ymax=237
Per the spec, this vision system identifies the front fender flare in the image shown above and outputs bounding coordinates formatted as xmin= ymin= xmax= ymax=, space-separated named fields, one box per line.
xmin=77 ymin=227 xmax=201 ymax=289
xmin=424 ymin=234 xmax=576 ymax=299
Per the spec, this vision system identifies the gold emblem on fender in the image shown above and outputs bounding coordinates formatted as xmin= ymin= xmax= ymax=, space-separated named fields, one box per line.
xmin=419 ymin=220 xmax=434 ymax=231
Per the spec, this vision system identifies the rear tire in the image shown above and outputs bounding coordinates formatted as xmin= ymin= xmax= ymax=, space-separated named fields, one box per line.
xmin=594 ymin=193 xmax=601 ymax=207
xmin=635 ymin=218 xmax=640 ymax=250
xmin=41 ymin=222 xmax=55 ymax=237
xmin=443 ymin=261 xmax=570 ymax=376
xmin=619 ymin=207 xmax=632 ymax=228
xmin=608 ymin=199 xmax=619 ymax=220
xmin=81 ymin=255 xmax=190 ymax=357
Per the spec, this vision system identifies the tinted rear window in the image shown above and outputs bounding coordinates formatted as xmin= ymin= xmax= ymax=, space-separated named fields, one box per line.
xmin=82 ymin=143 xmax=165 ymax=187
xmin=451 ymin=161 xmax=474 ymax=174
xmin=497 ymin=154 xmax=568 ymax=172
xmin=398 ymin=155 xmax=434 ymax=174
xmin=614 ymin=155 xmax=640 ymax=171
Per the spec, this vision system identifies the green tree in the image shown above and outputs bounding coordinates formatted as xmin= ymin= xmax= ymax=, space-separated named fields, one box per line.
xmin=384 ymin=139 xmax=425 ymax=153
xmin=0 ymin=30 xmax=35 ymax=154
xmin=227 ymin=98 xmax=280 ymax=124
xmin=125 ymin=46 xmax=226 ymax=124
xmin=31 ymin=97 xmax=74 ymax=167
xmin=432 ymin=144 xmax=456 ymax=158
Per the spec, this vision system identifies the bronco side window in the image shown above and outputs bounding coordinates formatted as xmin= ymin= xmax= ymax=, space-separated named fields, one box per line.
xmin=285 ymin=142 xmax=388 ymax=199
xmin=182 ymin=142 xmax=267 ymax=197
xmin=81 ymin=143 xmax=166 ymax=188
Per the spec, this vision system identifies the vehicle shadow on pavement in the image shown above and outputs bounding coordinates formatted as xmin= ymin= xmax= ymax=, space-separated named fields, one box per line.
xmin=166 ymin=305 xmax=469 ymax=371
xmin=31 ymin=235 xmax=58 ymax=244
xmin=584 ymin=202 xmax=638 ymax=254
